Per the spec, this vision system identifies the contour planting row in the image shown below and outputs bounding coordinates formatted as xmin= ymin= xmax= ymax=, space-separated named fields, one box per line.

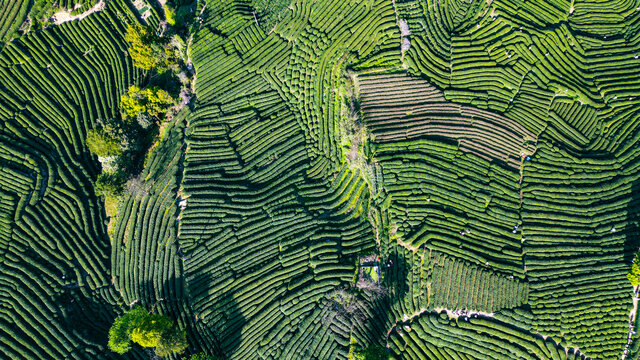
xmin=358 ymin=72 xmax=536 ymax=169
xmin=428 ymin=251 xmax=528 ymax=313
xmin=0 ymin=0 xmax=29 ymax=41
xmin=179 ymin=54 xmax=376 ymax=358
xmin=0 ymin=1 xmax=144 ymax=359
xmin=521 ymin=137 xmax=634 ymax=359
xmin=110 ymin=112 xmax=197 ymax=349
xmin=374 ymin=138 xmax=526 ymax=276
xmin=388 ymin=310 xmax=585 ymax=360
xmin=391 ymin=0 xmax=640 ymax=357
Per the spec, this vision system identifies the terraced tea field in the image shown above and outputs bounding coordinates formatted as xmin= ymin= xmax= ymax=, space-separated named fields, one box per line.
xmin=0 ymin=0 xmax=639 ymax=359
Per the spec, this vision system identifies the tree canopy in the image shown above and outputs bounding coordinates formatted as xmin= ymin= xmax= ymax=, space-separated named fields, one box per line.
xmin=108 ymin=306 xmax=187 ymax=357
xmin=124 ymin=24 xmax=176 ymax=71
xmin=125 ymin=25 xmax=157 ymax=70
xmin=120 ymin=85 xmax=174 ymax=121
xmin=86 ymin=128 xmax=122 ymax=157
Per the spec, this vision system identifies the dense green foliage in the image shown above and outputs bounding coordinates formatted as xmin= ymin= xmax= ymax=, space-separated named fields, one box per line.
xmin=351 ymin=346 xmax=389 ymax=360
xmin=108 ymin=306 xmax=187 ymax=356
xmin=86 ymin=128 xmax=123 ymax=157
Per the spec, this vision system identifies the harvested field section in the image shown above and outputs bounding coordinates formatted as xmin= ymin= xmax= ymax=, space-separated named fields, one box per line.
xmin=359 ymin=73 xmax=536 ymax=169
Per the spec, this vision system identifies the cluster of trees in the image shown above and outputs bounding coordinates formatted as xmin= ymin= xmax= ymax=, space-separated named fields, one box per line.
xmin=86 ymin=85 xmax=174 ymax=198
xmin=108 ymin=306 xmax=187 ymax=356
xmin=88 ymin=5 xmax=197 ymax=201
xmin=163 ymin=0 xmax=198 ymax=30
xmin=121 ymin=85 xmax=174 ymax=127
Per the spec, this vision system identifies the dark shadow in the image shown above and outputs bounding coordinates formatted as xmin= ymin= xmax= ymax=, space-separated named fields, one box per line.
xmin=624 ymin=179 xmax=640 ymax=264
xmin=53 ymin=285 xmax=148 ymax=359
xmin=185 ymin=271 xmax=245 ymax=359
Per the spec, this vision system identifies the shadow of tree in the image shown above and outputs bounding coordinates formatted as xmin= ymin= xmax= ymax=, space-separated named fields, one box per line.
xmin=53 ymin=285 xmax=148 ymax=359
xmin=185 ymin=271 xmax=245 ymax=359
xmin=624 ymin=180 xmax=640 ymax=264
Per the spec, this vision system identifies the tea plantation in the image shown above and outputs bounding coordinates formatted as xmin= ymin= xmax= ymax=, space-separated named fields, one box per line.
xmin=0 ymin=0 xmax=639 ymax=359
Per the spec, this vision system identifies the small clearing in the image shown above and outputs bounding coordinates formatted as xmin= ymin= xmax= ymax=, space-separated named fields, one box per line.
xmin=52 ymin=0 xmax=105 ymax=25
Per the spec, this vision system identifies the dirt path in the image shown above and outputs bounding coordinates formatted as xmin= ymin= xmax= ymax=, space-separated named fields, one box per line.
xmin=622 ymin=286 xmax=639 ymax=360
xmin=386 ymin=307 xmax=495 ymax=340
xmin=52 ymin=0 xmax=105 ymax=25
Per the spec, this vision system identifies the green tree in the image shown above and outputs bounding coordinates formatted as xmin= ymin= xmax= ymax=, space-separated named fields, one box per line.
xmin=164 ymin=5 xmax=176 ymax=26
xmin=628 ymin=253 xmax=640 ymax=286
xmin=95 ymin=172 xmax=126 ymax=198
xmin=108 ymin=306 xmax=188 ymax=357
xmin=108 ymin=306 xmax=148 ymax=354
xmin=124 ymin=24 xmax=176 ymax=71
xmin=130 ymin=313 xmax=173 ymax=347
xmin=86 ymin=128 xmax=122 ymax=157
xmin=156 ymin=326 xmax=188 ymax=356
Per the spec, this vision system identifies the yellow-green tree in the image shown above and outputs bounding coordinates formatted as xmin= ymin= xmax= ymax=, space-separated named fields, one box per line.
xmin=120 ymin=85 xmax=174 ymax=121
xmin=124 ymin=24 xmax=176 ymax=71
xmin=125 ymin=25 xmax=157 ymax=70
